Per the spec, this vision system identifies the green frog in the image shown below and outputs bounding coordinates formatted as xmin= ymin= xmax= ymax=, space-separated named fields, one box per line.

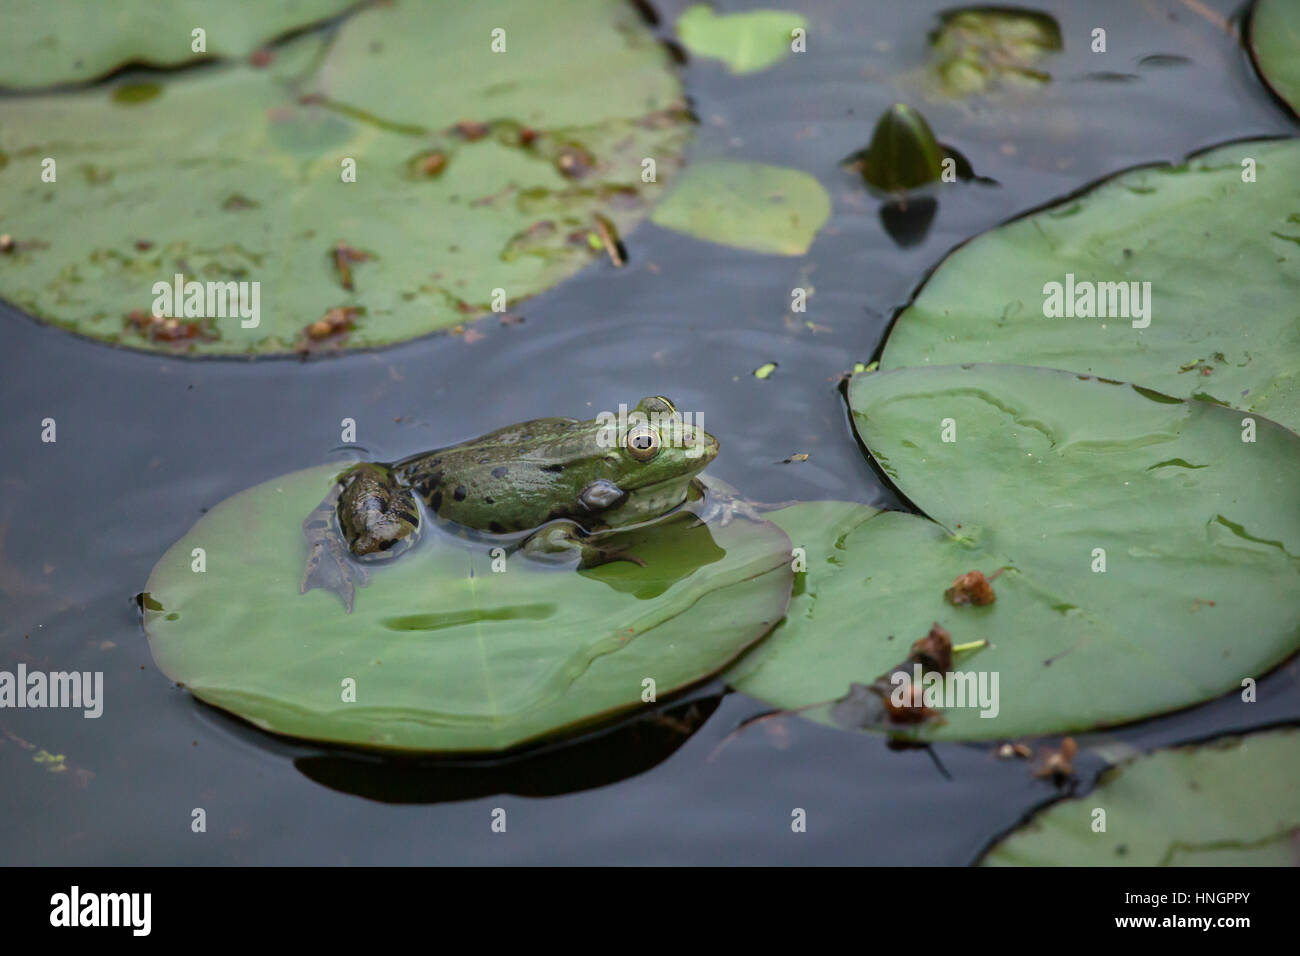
xmin=300 ymin=396 xmax=753 ymax=611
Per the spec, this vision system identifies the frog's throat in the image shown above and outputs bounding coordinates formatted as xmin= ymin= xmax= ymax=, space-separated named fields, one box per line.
xmin=597 ymin=475 xmax=699 ymax=527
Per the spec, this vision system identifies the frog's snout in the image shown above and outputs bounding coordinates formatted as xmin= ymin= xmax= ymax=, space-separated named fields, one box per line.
xmin=685 ymin=427 xmax=720 ymax=463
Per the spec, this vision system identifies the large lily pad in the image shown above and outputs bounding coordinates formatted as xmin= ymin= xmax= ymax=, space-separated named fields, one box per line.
xmin=675 ymin=5 xmax=807 ymax=75
xmin=880 ymin=139 xmax=1300 ymax=432
xmin=650 ymin=160 xmax=830 ymax=255
xmin=984 ymin=728 xmax=1300 ymax=865
xmin=0 ymin=0 xmax=691 ymax=354
xmin=0 ymin=0 xmax=357 ymax=89
xmin=1250 ymin=0 xmax=1300 ymax=116
xmin=729 ymin=365 xmax=1300 ymax=740
xmin=142 ymin=464 xmax=793 ymax=753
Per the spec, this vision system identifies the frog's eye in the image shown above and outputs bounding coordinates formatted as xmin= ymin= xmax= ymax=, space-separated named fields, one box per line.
xmin=624 ymin=423 xmax=661 ymax=461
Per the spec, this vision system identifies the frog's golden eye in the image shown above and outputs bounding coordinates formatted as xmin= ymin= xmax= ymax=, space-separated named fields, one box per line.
xmin=625 ymin=424 xmax=661 ymax=461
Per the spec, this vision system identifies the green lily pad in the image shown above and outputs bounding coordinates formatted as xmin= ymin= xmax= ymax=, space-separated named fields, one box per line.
xmin=881 ymin=139 xmax=1300 ymax=432
xmin=729 ymin=365 xmax=1300 ymax=741
xmin=650 ymin=160 xmax=830 ymax=255
xmin=0 ymin=0 xmax=691 ymax=355
xmin=984 ymin=728 xmax=1300 ymax=865
xmin=1250 ymin=0 xmax=1300 ymax=116
xmin=675 ymin=5 xmax=807 ymax=75
xmin=927 ymin=7 xmax=1062 ymax=97
xmin=0 ymin=0 xmax=357 ymax=89
xmin=142 ymin=464 xmax=793 ymax=753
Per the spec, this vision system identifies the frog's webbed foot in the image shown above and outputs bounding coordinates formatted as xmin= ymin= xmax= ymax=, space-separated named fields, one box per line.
xmin=521 ymin=521 xmax=646 ymax=569
xmin=692 ymin=475 xmax=768 ymax=528
xmin=300 ymin=482 xmax=369 ymax=612
xmin=299 ymin=463 xmax=421 ymax=612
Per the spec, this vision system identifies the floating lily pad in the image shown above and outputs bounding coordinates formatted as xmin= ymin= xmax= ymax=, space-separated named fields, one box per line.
xmin=675 ymin=5 xmax=807 ymax=75
xmin=927 ymin=7 xmax=1062 ymax=97
xmin=1250 ymin=0 xmax=1300 ymax=116
xmin=0 ymin=0 xmax=358 ymax=89
xmin=881 ymin=139 xmax=1300 ymax=432
xmin=0 ymin=0 xmax=691 ymax=354
xmin=984 ymin=728 xmax=1300 ymax=865
xmin=142 ymin=464 xmax=793 ymax=753
xmin=650 ymin=160 xmax=830 ymax=255
xmin=729 ymin=366 xmax=1300 ymax=741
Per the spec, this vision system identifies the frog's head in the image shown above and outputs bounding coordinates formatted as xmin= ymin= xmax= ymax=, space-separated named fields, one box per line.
xmin=584 ymin=396 xmax=718 ymax=524
xmin=618 ymin=395 xmax=718 ymax=478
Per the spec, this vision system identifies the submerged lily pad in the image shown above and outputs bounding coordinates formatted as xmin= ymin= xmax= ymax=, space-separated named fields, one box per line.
xmin=927 ymin=7 xmax=1062 ymax=97
xmin=1250 ymin=0 xmax=1300 ymax=116
xmin=0 ymin=0 xmax=357 ymax=89
xmin=142 ymin=464 xmax=793 ymax=753
xmin=881 ymin=139 xmax=1300 ymax=432
xmin=728 ymin=366 xmax=1300 ymax=741
xmin=984 ymin=728 xmax=1300 ymax=865
xmin=650 ymin=160 xmax=830 ymax=255
xmin=0 ymin=0 xmax=691 ymax=354
xmin=675 ymin=5 xmax=807 ymax=75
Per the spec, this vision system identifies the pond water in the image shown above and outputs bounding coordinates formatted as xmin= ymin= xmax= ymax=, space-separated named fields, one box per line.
xmin=2 ymin=0 xmax=1297 ymax=864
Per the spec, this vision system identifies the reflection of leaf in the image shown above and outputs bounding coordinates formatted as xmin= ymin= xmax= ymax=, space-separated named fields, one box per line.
xmin=652 ymin=161 xmax=830 ymax=256
xmin=143 ymin=465 xmax=793 ymax=753
xmin=881 ymin=139 xmax=1300 ymax=432
xmin=0 ymin=0 xmax=692 ymax=354
xmin=927 ymin=7 xmax=1062 ymax=97
xmin=0 ymin=0 xmax=358 ymax=89
xmin=729 ymin=366 xmax=1300 ymax=741
xmin=1250 ymin=0 xmax=1300 ymax=116
xmin=984 ymin=729 xmax=1300 ymax=865
xmin=676 ymin=5 xmax=807 ymax=75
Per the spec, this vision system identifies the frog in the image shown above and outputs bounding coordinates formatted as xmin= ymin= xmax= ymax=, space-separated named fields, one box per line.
xmin=300 ymin=396 xmax=756 ymax=611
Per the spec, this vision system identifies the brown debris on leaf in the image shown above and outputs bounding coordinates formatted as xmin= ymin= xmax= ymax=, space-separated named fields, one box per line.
xmin=945 ymin=569 xmax=997 ymax=605
xmin=454 ymin=120 xmax=491 ymax=141
xmin=909 ymin=622 xmax=953 ymax=673
xmin=1033 ymin=737 xmax=1078 ymax=782
xmin=331 ymin=242 xmax=371 ymax=291
xmin=410 ymin=150 xmax=449 ymax=178
xmin=880 ymin=677 xmax=939 ymax=724
xmin=299 ymin=306 xmax=361 ymax=352
xmin=591 ymin=213 xmax=625 ymax=267
xmin=126 ymin=309 xmax=214 ymax=345
xmin=556 ymin=144 xmax=596 ymax=179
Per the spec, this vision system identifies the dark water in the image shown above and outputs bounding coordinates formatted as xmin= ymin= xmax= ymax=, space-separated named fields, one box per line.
xmin=2 ymin=0 xmax=1297 ymax=864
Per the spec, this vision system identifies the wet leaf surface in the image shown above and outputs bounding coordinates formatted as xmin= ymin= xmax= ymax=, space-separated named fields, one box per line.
xmin=881 ymin=139 xmax=1300 ymax=432
xmin=984 ymin=728 xmax=1300 ymax=865
xmin=729 ymin=366 xmax=1300 ymax=741
xmin=0 ymin=0 xmax=691 ymax=354
xmin=142 ymin=464 xmax=793 ymax=753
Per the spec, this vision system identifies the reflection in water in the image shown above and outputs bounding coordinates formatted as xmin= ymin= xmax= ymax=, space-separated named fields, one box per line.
xmin=293 ymin=691 xmax=722 ymax=803
xmin=879 ymin=197 xmax=938 ymax=247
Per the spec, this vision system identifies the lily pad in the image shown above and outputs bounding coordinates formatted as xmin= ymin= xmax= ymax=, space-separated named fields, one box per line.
xmin=1250 ymin=0 xmax=1300 ymax=116
xmin=0 ymin=0 xmax=357 ymax=89
xmin=650 ymin=160 xmax=830 ymax=255
xmin=881 ymin=139 xmax=1300 ymax=432
xmin=0 ymin=0 xmax=691 ymax=354
xmin=927 ymin=7 xmax=1062 ymax=97
xmin=984 ymin=728 xmax=1300 ymax=865
xmin=729 ymin=366 xmax=1300 ymax=740
xmin=142 ymin=464 xmax=793 ymax=753
xmin=675 ymin=5 xmax=807 ymax=75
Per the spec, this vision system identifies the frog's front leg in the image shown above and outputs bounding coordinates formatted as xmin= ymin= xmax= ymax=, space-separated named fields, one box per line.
xmin=693 ymin=474 xmax=768 ymax=527
xmin=300 ymin=463 xmax=421 ymax=611
xmin=520 ymin=521 xmax=646 ymax=569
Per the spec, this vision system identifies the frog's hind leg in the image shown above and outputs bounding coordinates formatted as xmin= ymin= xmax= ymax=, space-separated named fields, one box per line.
xmin=300 ymin=463 xmax=421 ymax=612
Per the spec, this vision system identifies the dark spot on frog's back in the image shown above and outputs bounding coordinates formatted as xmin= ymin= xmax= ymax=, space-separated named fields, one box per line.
xmin=540 ymin=463 xmax=564 ymax=473
xmin=431 ymin=491 xmax=443 ymax=511
xmin=454 ymin=485 xmax=467 ymax=501
xmin=489 ymin=521 xmax=506 ymax=534
xmin=491 ymin=466 xmax=508 ymax=479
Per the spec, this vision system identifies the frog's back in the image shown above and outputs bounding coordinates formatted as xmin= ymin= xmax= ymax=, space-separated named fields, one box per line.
xmin=394 ymin=416 xmax=611 ymax=534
